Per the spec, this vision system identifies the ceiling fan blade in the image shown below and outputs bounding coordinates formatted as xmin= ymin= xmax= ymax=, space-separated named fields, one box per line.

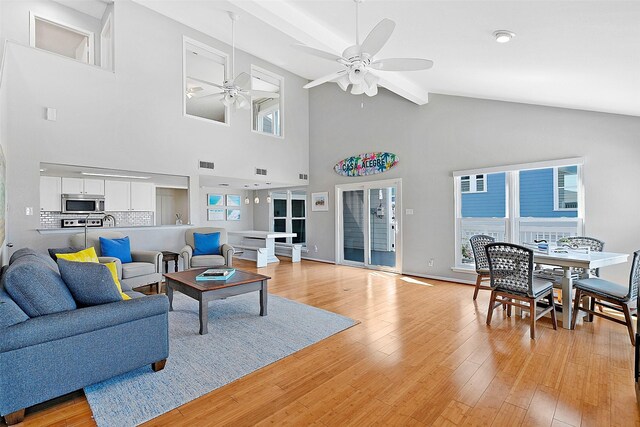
xmin=360 ymin=18 xmax=395 ymax=57
xmin=247 ymin=90 xmax=280 ymax=99
xmin=188 ymin=76 xmax=225 ymax=89
xmin=190 ymin=88 xmax=224 ymax=98
xmin=233 ymin=72 xmax=251 ymax=90
xmin=292 ymin=44 xmax=344 ymax=63
xmin=370 ymin=58 xmax=434 ymax=71
xmin=303 ymin=70 xmax=347 ymax=89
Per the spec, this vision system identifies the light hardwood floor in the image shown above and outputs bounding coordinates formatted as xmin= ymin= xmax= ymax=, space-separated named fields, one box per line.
xmin=6 ymin=259 xmax=640 ymax=426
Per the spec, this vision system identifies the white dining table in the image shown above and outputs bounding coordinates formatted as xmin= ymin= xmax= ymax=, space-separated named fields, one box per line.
xmin=533 ymin=250 xmax=629 ymax=329
xmin=228 ymin=230 xmax=297 ymax=267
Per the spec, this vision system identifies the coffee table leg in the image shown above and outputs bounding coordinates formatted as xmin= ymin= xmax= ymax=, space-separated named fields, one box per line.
xmin=199 ymin=298 xmax=208 ymax=335
xmin=167 ymin=283 xmax=174 ymax=311
xmin=260 ymin=280 xmax=268 ymax=316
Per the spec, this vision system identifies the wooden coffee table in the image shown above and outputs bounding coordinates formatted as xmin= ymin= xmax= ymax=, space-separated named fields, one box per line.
xmin=164 ymin=268 xmax=271 ymax=335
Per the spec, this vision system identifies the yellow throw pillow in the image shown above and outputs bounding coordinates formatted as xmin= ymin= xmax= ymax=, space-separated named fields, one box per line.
xmin=55 ymin=247 xmax=99 ymax=263
xmin=104 ymin=262 xmax=130 ymax=301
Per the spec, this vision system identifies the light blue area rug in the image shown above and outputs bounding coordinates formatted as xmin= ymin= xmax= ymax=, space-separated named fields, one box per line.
xmin=84 ymin=292 xmax=356 ymax=427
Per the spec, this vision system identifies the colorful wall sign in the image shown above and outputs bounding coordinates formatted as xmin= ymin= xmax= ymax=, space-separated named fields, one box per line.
xmin=334 ymin=152 xmax=399 ymax=177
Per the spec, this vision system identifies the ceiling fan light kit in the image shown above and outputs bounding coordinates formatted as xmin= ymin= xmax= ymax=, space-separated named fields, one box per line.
xmin=295 ymin=0 xmax=433 ymax=97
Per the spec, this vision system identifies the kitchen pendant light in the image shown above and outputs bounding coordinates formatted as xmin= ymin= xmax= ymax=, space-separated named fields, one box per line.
xmin=244 ymin=195 xmax=250 ymax=204
xmin=254 ymin=191 xmax=260 ymax=204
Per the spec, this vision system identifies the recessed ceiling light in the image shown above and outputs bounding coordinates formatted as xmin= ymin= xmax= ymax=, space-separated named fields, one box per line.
xmin=219 ymin=183 xmax=229 ymax=187
xmin=493 ymin=30 xmax=516 ymax=43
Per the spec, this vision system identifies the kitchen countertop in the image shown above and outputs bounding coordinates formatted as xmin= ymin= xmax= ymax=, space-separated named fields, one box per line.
xmin=37 ymin=224 xmax=194 ymax=234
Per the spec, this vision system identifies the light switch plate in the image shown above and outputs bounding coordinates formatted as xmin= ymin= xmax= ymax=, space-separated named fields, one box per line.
xmin=405 ymin=209 xmax=414 ymax=215
xmin=46 ymin=108 xmax=57 ymax=121
xmin=25 ymin=207 xmax=33 ymax=216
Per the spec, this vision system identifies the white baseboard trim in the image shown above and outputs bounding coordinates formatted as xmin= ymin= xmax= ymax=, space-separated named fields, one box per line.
xmin=301 ymin=256 xmax=335 ymax=264
xmin=402 ymin=270 xmax=476 ymax=286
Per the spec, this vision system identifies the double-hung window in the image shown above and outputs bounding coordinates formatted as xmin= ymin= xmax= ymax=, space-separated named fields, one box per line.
xmin=454 ymin=158 xmax=584 ymax=269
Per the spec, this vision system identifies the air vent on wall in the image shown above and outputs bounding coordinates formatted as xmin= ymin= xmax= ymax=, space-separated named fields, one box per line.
xmin=299 ymin=173 xmax=308 ymax=180
xmin=255 ymin=168 xmax=268 ymax=176
xmin=199 ymin=161 xmax=215 ymax=170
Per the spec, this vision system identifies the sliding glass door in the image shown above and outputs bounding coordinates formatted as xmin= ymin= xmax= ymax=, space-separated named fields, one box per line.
xmin=336 ymin=179 xmax=402 ymax=273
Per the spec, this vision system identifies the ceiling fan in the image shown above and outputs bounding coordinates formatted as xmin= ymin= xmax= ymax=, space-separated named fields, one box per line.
xmin=293 ymin=0 xmax=433 ymax=97
xmin=186 ymin=12 xmax=280 ymax=109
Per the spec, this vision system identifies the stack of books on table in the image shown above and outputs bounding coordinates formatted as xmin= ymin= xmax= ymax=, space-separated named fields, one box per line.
xmin=195 ymin=268 xmax=236 ymax=281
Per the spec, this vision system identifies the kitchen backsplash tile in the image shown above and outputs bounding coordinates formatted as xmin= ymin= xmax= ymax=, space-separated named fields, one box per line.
xmin=40 ymin=211 xmax=154 ymax=229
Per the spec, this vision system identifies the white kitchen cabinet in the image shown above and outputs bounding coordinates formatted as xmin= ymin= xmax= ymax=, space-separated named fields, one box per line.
xmin=83 ymin=179 xmax=105 ymax=195
xmin=61 ymin=177 xmax=84 ymax=194
xmin=130 ymin=182 xmax=155 ymax=211
xmin=61 ymin=177 xmax=105 ymax=195
xmin=40 ymin=176 xmax=62 ymax=211
xmin=104 ymin=180 xmax=131 ymax=211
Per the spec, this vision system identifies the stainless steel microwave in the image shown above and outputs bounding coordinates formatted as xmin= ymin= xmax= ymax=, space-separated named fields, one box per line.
xmin=61 ymin=194 xmax=105 ymax=214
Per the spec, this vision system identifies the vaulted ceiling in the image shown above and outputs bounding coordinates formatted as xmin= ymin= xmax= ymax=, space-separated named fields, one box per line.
xmin=134 ymin=0 xmax=640 ymax=116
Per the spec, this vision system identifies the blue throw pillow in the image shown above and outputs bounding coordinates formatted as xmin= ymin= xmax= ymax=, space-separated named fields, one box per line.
xmin=100 ymin=236 xmax=133 ymax=263
xmin=3 ymin=256 xmax=77 ymax=317
xmin=193 ymin=232 xmax=221 ymax=256
xmin=57 ymin=259 xmax=123 ymax=306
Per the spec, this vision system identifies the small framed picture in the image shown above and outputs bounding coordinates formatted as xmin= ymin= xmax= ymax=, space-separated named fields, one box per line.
xmin=207 ymin=194 xmax=224 ymax=206
xmin=227 ymin=209 xmax=241 ymax=221
xmin=207 ymin=209 xmax=225 ymax=221
xmin=226 ymin=194 xmax=241 ymax=207
xmin=311 ymin=192 xmax=329 ymax=211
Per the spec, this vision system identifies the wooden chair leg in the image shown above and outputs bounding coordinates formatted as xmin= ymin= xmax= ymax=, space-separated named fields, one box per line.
xmin=571 ymin=289 xmax=582 ymax=329
xmin=587 ymin=296 xmax=595 ymax=322
xmin=506 ymin=299 xmax=512 ymax=317
xmin=473 ymin=274 xmax=482 ymax=300
xmin=529 ymin=297 xmax=536 ymax=339
xmin=152 ymin=359 xmax=167 ymax=372
xmin=622 ymin=304 xmax=636 ymax=346
xmin=548 ymin=291 xmax=558 ymax=330
xmin=4 ymin=408 xmax=25 ymax=425
xmin=486 ymin=291 xmax=497 ymax=325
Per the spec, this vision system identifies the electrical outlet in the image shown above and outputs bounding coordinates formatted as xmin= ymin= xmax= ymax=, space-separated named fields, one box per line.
xmin=314 ymin=245 xmax=318 ymax=253
xmin=428 ymin=258 xmax=434 ymax=267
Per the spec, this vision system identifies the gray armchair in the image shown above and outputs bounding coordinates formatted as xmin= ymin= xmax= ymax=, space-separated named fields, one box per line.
xmin=71 ymin=231 xmax=163 ymax=293
xmin=181 ymin=227 xmax=234 ymax=270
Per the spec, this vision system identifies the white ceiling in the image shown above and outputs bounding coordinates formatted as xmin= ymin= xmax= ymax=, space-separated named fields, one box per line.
xmin=134 ymin=0 xmax=640 ymax=117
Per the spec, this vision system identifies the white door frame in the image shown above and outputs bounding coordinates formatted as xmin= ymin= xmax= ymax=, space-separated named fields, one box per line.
xmin=335 ymin=178 xmax=402 ymax=273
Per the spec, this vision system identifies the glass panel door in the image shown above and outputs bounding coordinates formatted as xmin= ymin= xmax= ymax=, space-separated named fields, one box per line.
xmin=368 ymin=186 xmax=397 ymax=268
xmin=342 ymin=189 xmax=365 ymax=264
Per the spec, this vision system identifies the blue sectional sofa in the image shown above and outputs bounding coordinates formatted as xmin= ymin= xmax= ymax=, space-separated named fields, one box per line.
xmin=0 ymin=249 xmax=169 ymax=425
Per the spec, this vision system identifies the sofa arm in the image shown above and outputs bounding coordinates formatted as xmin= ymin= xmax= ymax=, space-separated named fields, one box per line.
xmin=180 ymin=245 xmax=192 ymax=270
xmin=0 ymin=295 xmax=169 ymax=353
xmin=98 ymin=256 xmax=122 ymax=279
xmin=221 ymin=243 xmax=234 ymax=267
xmin=131 ymin=251 xmax=163 ymax=273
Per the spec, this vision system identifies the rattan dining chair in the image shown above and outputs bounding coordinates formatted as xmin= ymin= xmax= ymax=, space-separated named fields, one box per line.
xmin=485 ymin=243 xmax=557 ymax=339
xmin=571 ymin=250 xmax=639 ymax=345
xmin=470 ymin=235 xmax=495 ymax=300
xmin=561 ymin=236 xmax=605 ymax=277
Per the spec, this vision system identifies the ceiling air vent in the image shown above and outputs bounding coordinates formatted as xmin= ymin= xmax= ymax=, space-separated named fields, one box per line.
xmin=199 ymin=161 xmax=215 ymax=170
xmin=299 ymin=173 xmax=308 ymax=180
xmin=255 ymin=168 xmax=268 ymax=176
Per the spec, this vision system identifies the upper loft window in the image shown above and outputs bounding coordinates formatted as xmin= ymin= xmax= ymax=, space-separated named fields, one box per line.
xmin=460 ymin=174 xmax=486 ymax=193
xmin=251 ymin=66 xmax=283 ymax=137
xmin=183 ymin=37 xmax=228 ymax=125
xmin=554 ymin=166 xmax=578 ymax=211
xmin=30 ymin=13 xmax=96 ymax=65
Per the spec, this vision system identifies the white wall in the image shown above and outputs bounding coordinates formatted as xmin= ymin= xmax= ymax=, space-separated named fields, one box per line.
xmin=307 ymin=87 xmax=640 ymax=284
xmin=0 ymin=0 xmax=309 ymax=254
